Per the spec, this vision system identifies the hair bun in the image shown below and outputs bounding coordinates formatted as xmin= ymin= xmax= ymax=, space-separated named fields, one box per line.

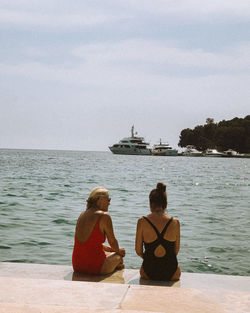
xmin=156 ymin=182 xmax=166 ymax=192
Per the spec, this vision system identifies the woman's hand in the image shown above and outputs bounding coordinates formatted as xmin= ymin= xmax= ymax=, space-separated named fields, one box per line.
xmin=118 ymin=247 xmax=125 ymax=257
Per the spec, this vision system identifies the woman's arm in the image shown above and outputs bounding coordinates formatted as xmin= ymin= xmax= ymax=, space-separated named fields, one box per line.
xmin=102 ymin=244 xmax=125 ymax=256
xmin=102 ymin=214 xmax=125 ymax=256
xmin=102 ymin=244 xmax=113 ymax=252
xmin=135 ymin=218 xmax=144 ymax=258
xmin=174 ymin=219 xmax=180 ymax=255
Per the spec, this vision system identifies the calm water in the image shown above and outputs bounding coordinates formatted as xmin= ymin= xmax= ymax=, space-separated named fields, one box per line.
xmin=0 ymin=149 xmax=249 ymax=276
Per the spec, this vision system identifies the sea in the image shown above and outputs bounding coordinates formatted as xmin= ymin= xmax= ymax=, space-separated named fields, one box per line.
xmin=0 ymin=149 xmax=249 ymax=276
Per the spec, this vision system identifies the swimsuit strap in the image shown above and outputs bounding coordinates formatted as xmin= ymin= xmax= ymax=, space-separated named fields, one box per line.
xmin=143 ymin=216 xmax=173 ymax=239
xmin=159 ymin=217 xmax=173 ymax=238
xmin=143 ymin=216 xmax=160 ymax=237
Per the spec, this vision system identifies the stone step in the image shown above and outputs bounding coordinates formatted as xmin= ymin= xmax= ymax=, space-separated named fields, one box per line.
xmin=0 ymin=262 xmax=249 ymax=313
xmin=0 ymin=262 xmax=249 ymax=291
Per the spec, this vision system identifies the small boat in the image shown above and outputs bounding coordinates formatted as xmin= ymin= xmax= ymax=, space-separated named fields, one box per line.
xmin=109 ymin=126 xmax=151 ymax=155
xmin=223 ymin=149 xmax=238 ymax=156
xmin=152 ymin=139 xmax=178 ymax=156
xmin=183 ymin=145 xmax=203 ymax=157
xmin=205 ymin=149 xmax=223 ymax=157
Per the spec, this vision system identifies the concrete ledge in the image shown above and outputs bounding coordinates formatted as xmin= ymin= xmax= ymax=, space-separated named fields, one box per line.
xmin=0 ymin=262 xmax=249 ymax=313
xmin=0 ymin=262 xmax=249 ymax=291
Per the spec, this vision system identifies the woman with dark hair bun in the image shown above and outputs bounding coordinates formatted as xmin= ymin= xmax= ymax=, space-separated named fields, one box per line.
xmin=135 ymin=182 xmax=181 ymax=281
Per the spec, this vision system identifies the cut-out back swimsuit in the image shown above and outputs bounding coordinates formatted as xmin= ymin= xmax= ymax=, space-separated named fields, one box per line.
xmin=72 ymin=219 xmax=106 ymax=274
xmin=142 ymin=216 xmax=178 ymax=281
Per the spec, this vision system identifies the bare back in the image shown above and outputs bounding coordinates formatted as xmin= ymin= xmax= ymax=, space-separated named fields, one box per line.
xmin=136 ymin=212 xmax=180 ymax=257
xmin=142 ymin=213 xmax=178 ymax=243
xmin=75 ymin=210 xmax=106 ymax=243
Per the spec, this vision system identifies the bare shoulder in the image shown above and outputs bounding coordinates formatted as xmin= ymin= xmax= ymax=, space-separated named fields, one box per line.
xmin=98 ymin=212 xmax=112 ymax=224
xmin=172 ymin=217 xmax=180 ymax=227
xmin=94 ymin=210 xmax=106 ymax=217
xmin=76 ymin=211 xmax=86 ymax=224
xmin=99 ymin=211 xmax=111 ymax=218
xmin=137 ymin=217 xmax=144 ymax=226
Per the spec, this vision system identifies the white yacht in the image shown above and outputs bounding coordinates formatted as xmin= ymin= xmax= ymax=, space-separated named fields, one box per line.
xmin=183 ymin=145 xmax=203 ymax=157
xmin=152 ymin=139 xmax=178 ymax=156
xmin=223 ymin=149 xmax=238 ymax=156
xmin=109 ymin=126 xmax=151 ymax=155
xmin=205 ymin=149 xmax=223 ymax=157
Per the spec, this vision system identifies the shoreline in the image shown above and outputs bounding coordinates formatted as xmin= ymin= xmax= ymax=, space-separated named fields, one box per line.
xmin=1 ymin=147 xmax=250 ymax=158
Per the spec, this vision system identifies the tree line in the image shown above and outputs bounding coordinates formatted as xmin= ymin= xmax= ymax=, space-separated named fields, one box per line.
xmin=178 ymin=115 xmax=250 ymax=153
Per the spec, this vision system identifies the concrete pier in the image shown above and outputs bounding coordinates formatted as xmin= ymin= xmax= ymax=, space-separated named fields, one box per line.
xmin=0 ymin=262 xmax=249 ymax=313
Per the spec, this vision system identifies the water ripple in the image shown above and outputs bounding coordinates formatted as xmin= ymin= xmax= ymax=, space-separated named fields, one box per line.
xmin=0 ymin=245 xmax=11 ymax=249
xmin=52 ymin=218 xmax=73 ymax=225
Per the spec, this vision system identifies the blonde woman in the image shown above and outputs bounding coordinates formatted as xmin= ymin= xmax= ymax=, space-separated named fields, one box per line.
xmin=72 ymin=187 xmax=125 ymax=275
xmin=135 ymin=182 xmax=181 ymax=281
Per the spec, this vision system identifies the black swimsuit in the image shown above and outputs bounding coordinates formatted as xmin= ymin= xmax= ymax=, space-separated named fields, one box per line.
xmin=142 ymin=216 xmax=178 ymax=281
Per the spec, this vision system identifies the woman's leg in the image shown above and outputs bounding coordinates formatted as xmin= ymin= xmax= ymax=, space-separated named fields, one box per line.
xmin=99 ymin=252 xmax=123 ymax=275
xmin=139 ymin=266 xmax=149 ymax=279
xmin=141 ymin=265 xmax=181 ymax=281
xmin=170 ymin=265 xmax=181 ymax=281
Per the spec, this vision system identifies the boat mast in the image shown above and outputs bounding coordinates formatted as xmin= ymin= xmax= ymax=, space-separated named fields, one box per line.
xmin=131 ymin=125 xmax=134 ymax=138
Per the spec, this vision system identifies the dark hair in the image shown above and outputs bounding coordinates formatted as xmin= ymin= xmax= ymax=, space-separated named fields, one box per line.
xmin=149 ymin=182 xmax=167 ymax=210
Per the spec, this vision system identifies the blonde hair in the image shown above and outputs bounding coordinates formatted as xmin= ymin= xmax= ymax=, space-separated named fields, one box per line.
xmin=86 ymin=186 xmax=108 ymax=209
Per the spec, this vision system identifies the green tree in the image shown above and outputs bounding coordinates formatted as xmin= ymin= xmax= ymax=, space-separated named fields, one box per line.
xmin=206 ymin=118 xmax=214 ymax=125
xmin=178 ymin=115 xmax=250 ymax=153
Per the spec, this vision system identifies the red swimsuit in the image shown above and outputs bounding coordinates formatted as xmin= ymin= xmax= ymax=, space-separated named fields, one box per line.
xmin=72 ymin=220 xmax=106 ymax=274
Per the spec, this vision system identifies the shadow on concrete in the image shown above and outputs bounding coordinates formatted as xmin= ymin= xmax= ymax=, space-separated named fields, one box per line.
xmin=128 ymin=276 xmax=181 ymax=287
xmin=66 ymin=270 xmax=180 ymax=287
xmin=66 ymin=270 xmax=125 ymax=284
xmin=71 ymin=271 xmax=113 ymax=282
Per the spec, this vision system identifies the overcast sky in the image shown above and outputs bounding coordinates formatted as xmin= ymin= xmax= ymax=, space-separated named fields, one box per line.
xmin=0 ymin=0 xmax=250 ymax=151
